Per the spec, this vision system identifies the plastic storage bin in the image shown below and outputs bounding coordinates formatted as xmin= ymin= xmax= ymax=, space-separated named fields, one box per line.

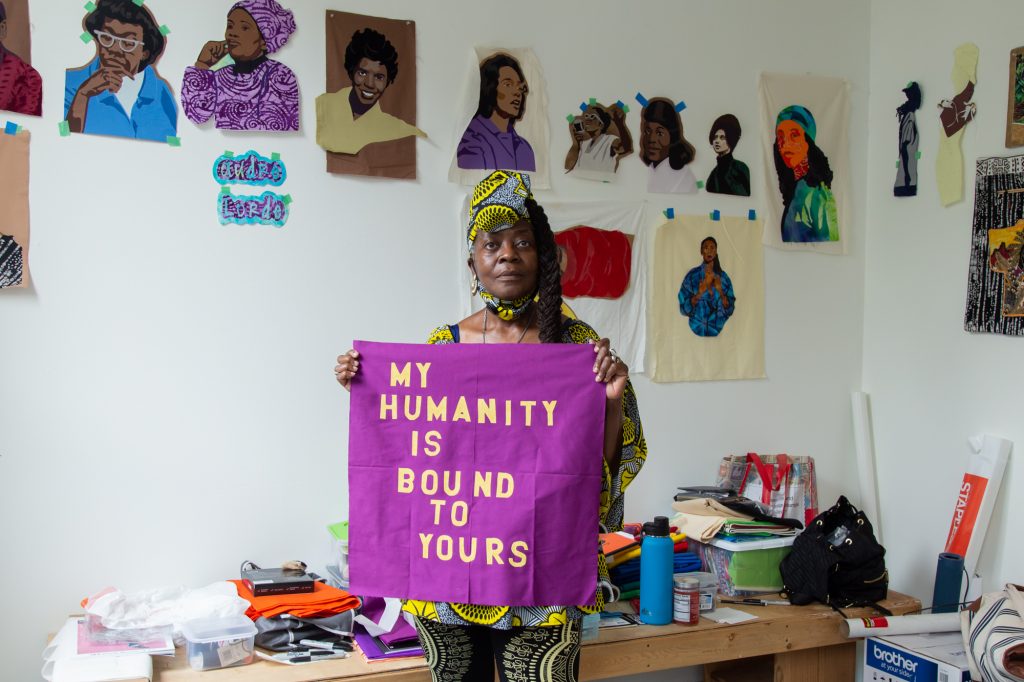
xmin=180 ymin=615 xmax=257 ymax=671
xmin=689 ymin=536 xmax=794 ymax=596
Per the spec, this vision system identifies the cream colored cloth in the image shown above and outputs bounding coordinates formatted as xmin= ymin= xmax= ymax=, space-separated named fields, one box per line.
xmin=937 ymin=43 xmax=979 ymax=207
xmin=670 ymin=498 xmax=753 ymax=542
xmin=316 ymin=87 xmax=426 ymax=155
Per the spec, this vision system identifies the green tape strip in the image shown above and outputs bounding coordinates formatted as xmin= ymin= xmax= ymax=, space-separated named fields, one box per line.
xmin=588 ymin=97 xmax=597 ymax=105
xmin=223 ymin=150 xmax=234 ymax=158
xmin=132 ymin=0 xmax=144 ymax=5
xmin=166 ymin=136 xmax=181 ymax=147
xmin=915 ymin=151 xmax=922 ymax=160
xmin=895 ymin=161 xmax=900 ymax=168
xmin=282 ymin=194 xmax=293 ymax=205
xmin=622 ymin=104 xmax=630 ymax=114
xmin=565 ymin=114 xmax=575 ymax=123
xmin=696 ymin=180 xmax=704 ymax=189
xmin=220 ymin=186 xmax=231 ymax=195
xmin=84 ymin=1 xmax=96 ymax=10
xmin=80 ymin=31 xmax=93 ymax=44
xmin=158 ymin=24 xmax=170 ymax=36
xmin=58 ymin=121 xmax=70 ymax=137
xmin=271 ymin=152 xmax=281 ymax=161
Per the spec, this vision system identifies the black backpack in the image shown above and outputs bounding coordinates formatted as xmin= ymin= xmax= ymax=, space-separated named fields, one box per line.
xmin=779 ymin=495 xmax=891 ymax=615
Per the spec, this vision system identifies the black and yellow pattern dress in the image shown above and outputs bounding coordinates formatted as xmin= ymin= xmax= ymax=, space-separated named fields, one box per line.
xmin=403 ymin=318 xmax=648 ymax=630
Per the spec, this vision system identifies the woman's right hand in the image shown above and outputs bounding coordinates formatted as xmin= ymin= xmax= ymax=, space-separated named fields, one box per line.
xmin=196 ymin=40 xmax=230 ymax=69
xmin=334 ymin=350 xmax=360 ymax=392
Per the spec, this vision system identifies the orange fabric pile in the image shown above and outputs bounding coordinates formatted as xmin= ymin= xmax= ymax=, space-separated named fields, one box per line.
xmin=230 ymin=580 xmax=360 ymax=620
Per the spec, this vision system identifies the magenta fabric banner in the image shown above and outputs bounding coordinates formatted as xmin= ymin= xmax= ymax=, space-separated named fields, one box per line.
xmin=348 ymin=341 xmax=606 ymax=607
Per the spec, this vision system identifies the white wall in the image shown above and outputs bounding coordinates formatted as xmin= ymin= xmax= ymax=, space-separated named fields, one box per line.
xmin=864 ymin=0 xmax=1023 ymax=607
xmin=0 ymin=1 xmax=872 ymax=680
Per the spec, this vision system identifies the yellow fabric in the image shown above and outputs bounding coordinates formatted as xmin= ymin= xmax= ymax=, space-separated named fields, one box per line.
xmin=315 ymin=87 xmax=426 ymax=155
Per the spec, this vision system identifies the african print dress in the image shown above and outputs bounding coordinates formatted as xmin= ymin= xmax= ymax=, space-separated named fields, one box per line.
xmin=403 ymin=318 xmax=647 ymax=629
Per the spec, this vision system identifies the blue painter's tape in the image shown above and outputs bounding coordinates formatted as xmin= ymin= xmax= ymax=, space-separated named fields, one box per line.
xmin=664 ymin=207 xmax=675 ymax=220
xmin=4 ymin=121 xmax=18 ymax=135
xmin=748 ymin=209 xmax=757 ymax=221
xmin=711 ymin=210 xmax=721 ymax=221
xmin=579 ymin=102 xmax=588 ymax=112
xmin=635 ymin=92 xmax=648 ymax=107
xmin=675 ymin=100 xmax=687 ymax=112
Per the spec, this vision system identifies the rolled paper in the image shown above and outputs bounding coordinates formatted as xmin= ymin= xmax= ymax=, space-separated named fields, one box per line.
xmin=842 ymin=613 xmax=961 ymax=638
xmin=851 ymin=392 xmax=882 ymax=542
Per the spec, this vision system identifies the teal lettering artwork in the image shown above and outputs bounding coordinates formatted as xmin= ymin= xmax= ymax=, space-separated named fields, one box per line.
xmin=212 ymin=150 xmax=287 ymax=186
xmin=218 ymin=190 xmax=289 ymax=227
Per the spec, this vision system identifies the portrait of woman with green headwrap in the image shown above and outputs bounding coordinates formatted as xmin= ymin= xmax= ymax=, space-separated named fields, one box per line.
xmin=333 ymin=170 xmax=647 ymax=682
xmin=773 ymin=105 xmax=839 ymax=242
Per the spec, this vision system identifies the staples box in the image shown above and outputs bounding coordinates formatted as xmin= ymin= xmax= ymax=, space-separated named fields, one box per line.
xmin=863 ymin=632 xmax=969 ymax=682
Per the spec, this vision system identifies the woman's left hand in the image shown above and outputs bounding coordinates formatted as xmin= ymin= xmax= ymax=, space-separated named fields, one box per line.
xmin=592 ymin=338 xmax=629 ymax=400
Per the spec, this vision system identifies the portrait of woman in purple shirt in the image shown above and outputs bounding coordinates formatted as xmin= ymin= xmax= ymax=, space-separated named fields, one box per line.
xmin=456 ymin=52 xmax=536 ymax=171
xmin=180 ymin=0 xmax=298 ymax=131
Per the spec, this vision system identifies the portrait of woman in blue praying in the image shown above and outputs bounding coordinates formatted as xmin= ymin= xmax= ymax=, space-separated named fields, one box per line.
xmin=678 ymin=236 xmax=735 ymax=338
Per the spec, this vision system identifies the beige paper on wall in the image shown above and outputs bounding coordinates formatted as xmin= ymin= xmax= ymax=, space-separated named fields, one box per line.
xmin=759 ymin=72 xmax=850 ymax=255
xmin=937 ymin=43 xmax=979 ymax=207
xmin=322 ymin=11 xmax=425 ymax=179
xmin=448 ymin=47 xmax=550 ymax=189
xmin=0 ymin=129 xmax=30 ymax=289
xmin=648 ymin=215 xmax=764 ymax=382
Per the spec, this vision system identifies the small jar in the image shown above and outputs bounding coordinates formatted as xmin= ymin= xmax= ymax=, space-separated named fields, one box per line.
xmin=673 ymin=576 xmax=700 ymax=625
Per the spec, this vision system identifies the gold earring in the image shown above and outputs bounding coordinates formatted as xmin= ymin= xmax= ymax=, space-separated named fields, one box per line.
xmin=470 ymin=275 xmax=479 ymax=294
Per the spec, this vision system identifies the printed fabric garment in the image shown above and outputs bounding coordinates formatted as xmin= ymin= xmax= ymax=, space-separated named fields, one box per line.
xmin=315 ymin=87 xmax=425 ymax=155
xmin=457 ymin=114 xmax=536 ymax=171
xmin=894 ymin=111 xmax=918 ymax=197
xmin=647 ymin=160 xmax=697 ymax=194
xmin=405 ymin=318 xmax=647 ymax=629
xmin=782 ymin=179 xmax=839 ymax=242
xmin=0 ymin=234 xmax=23 ymax=288
xmin=0 ymin=47 xmax=42 ymax=116
xmin=706 ymin=154 xmax=751 ymax=196
xmin=180 ymin=58 xmax=298 ymax=131
xmin=63 ymin=57 xmax=176 ymax=142
xmin=678 ymin=264 xmax=736 ymax=337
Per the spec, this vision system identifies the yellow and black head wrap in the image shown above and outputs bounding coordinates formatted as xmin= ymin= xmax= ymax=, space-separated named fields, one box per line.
xmin=467 ymin=171 xmax=536 ymax=321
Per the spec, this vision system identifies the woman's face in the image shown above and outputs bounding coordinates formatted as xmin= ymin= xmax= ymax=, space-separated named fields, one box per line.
xmin=352 ymin=57 xmax=389 ymax=106
xmin=494 ymin=66 xmax=527 ymax=119
xmin=471 ymin=222 xmax=539 ymax=300
xmin=225 ymin=8 xmax=265 ymax=61
xmin=582 ymin=107 xmax=603 ymax=133
xmin=712 ymin=129 xmax=730 ymax=156
xmin=96 ymin=18 xmax=148 ymax=76
xmin=776 ymin=120 xmax=809 ymax=170
xmin=643 ymin=121 xmax=671 ymax=162
xmin=701 ymin=240 xmax=717 ymax=264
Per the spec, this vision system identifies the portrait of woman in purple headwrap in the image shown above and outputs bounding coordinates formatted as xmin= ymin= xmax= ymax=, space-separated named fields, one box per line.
xmin=180 ymin=0 xmax=298 ymax=131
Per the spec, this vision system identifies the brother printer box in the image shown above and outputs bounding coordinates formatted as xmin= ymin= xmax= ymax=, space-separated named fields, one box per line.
xmin=863 ymin=632 xmax=970 ymax=682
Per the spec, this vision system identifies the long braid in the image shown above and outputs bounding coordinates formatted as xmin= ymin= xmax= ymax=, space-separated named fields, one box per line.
xmin=526 ymin=198 xmax=563 ymax=343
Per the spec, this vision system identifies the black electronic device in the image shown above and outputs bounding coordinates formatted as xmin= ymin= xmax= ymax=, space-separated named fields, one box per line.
xmin=240 ymin=560 xmax=316 ymax=596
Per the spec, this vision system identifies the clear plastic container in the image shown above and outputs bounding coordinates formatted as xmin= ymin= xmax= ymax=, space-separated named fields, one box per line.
xmin=180 ymin=615 xmax=257 ymax=671
xmin=580 ymin=612 xmax=600 ymax=641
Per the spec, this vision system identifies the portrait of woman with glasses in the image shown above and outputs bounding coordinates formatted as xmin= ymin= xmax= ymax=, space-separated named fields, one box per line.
xmin=63 ymin=0 xmax=176 ymax=142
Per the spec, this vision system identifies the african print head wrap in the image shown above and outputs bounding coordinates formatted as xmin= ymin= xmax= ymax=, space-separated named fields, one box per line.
xmin=468 ymin=171 xmax=536 ymax=321
xmin=230 ymin=0 xmax=296 ymax=54
xmin=776 ymin=105 xmax=816 ymax=141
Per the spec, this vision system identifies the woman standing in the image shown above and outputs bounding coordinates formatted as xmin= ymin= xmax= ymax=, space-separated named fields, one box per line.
xmin=181 ymin=0 xmax=298 ymax=131
xmin=335 ymin=171 xmax=647 ymax=682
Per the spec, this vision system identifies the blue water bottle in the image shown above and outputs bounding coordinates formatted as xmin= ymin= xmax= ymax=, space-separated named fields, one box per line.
xmin=639 ymin=516 xmax=673 ymax=625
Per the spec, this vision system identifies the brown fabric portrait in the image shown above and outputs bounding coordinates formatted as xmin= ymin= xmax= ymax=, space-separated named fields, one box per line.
xmin=2 ymin=0 xmax=31 ymax=64
xmin=0 ymin=130 xmax=30 ymax=289
xmin=324 ymin=11 xmax=419 ymax=179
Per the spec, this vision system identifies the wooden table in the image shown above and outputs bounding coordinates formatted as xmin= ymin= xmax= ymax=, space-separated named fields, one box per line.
xmin=148 ymin=592 xmax=918 ymax=682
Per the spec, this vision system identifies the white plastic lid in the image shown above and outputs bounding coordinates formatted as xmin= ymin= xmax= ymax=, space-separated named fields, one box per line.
xmin=674 ymin=571 xmax=717 ymax=589
xmin=180 ymin=615 xmax=257 ymax=644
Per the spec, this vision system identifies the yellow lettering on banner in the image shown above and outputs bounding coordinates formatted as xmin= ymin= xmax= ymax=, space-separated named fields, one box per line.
xmin=437 ymin=535 xmax=453 ymax=561
xmin=451 ymin=501 xmax=468 ymax=527
xmin=477 ymin=398 xmax=496 ymax=424
xmin=397 ymin=468 xmax=414 ymax=493
xmin=422 ymin=470 xmax=438 ymax=495
xmin=410 ymin=430 xmax=418 ymax=456
xmin=519 ymin=400 xmax=536 ymax=426
xmin=404 ymin=395 xmax=421 ymax=420
xmin=390 ymin=362 xmax=411 ymax=387
xmin=380 ymin=394 xmax=397 ymax=420
xmin=430 ymin=499 xmax=447 ymax=524
xmin=542 ymin=400 xmax=557 ymax=426
xmin=459 ymin=536 xmax=478 ymax=562
xmin=427 ymin=396 xmax=447 ymax=421
xmin=509 ymin=541 xmax=528 ymax=567
xmin=442 ymin=471 xmax=461 ymax=496
xmin=486 ymin=538 xmax=505 ymax=565
xmin=419 ymin=533 xmax=432 ymax=558
xmin=452 ymin=396 xmax=471 ymax=422
xmin=415 ymin=362 xmax=431 ymax=388
xmin=497 ymin=472 xmax=514 ymax=498
xmin=474 ymin=471 xmax=492 ymax=498
xmin=423 ymin=430 xmax=442 ymax=457
xmin=504 ymin=399 xmax=513 ymax=426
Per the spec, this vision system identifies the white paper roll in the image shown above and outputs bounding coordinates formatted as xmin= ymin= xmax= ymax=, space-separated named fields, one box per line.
xmin=851 ymin=392 xmax=882 ymax=541
xmin=842 ymin=613 xmax=961 ymax=638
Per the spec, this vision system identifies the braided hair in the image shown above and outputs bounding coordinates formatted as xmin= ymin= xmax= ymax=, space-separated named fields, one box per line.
xmin=526 ymin=198 xmax=563 ymax=343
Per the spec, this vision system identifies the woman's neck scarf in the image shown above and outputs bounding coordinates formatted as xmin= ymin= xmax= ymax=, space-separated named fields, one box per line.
xmin=467 ymin=170 xmax=537 ymax=321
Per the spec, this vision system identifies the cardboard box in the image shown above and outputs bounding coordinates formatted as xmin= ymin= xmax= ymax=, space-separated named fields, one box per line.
xmin=863 ymin=632 xmax=970 ymax=682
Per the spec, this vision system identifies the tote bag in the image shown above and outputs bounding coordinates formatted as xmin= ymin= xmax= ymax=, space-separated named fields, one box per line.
xmin=717 ymin=453 xmax=818 ymax=525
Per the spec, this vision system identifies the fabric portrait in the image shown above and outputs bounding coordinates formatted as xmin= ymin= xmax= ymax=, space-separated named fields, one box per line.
xmin=0 ymin=0 xmax=42 ymax=116
xmin=565 ymin=100 xmax=632 ymax=182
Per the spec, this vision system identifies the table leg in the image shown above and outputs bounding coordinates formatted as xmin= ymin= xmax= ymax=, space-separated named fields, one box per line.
xmin=774 ymin=642 xmax=856 ymax=682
